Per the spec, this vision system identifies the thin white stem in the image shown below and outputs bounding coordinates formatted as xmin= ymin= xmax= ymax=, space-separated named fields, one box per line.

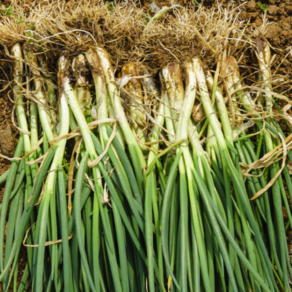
xmin=206 ymin=70 xmax=233 ymax=144
xmin=176 ymin=61 xmax=197 ymax=142
xmin=194 ymin=59 xmax=227 ymax=151
xmin=23 ymin=48 xmax=54 ymax=141
xmin=11 ymin=44 xmax=32 ymax=155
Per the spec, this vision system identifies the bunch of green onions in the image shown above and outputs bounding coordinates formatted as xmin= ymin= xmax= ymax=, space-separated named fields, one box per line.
xmin=0 ymin=40 xmax=291 ymax=292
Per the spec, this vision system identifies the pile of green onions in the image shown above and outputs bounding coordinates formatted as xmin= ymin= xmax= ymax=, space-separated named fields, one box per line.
xmin=0 ymin=41 xmax=292 ymax=292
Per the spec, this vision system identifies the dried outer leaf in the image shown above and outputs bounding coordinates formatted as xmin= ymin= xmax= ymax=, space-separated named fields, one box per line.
xmin=250 ymin=130 xmax=287 ymax=200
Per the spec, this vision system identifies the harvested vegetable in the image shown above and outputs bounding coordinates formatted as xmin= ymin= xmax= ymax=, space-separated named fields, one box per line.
xmin=1 ymin=2 xmax=292 ymax=292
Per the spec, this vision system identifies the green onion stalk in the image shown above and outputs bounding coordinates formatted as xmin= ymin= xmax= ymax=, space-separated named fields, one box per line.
xmin=144 ymin=76 xmax=165 ymax=292
xmin=211 ymin=57 xmax=267 ymax=291
xmin=32 ymin=55 xmax=70 ymax=292
xmin=74 ymin=52 xmax=103 ymax=292
xmin=161 ymin=63 xmax=184 ymax=129
xmin=161 ymin=61 xmax=213 ymax=292
xmin=160 ymin=70 xmax=175 ymax=144
xmin=72 ymin=54 xmax=92 ymax=119
xmin=89 ymin=53 xmax=165 ymax=291
xmin=86 ymin=50 xmax=146 ymax=292
xmin=86 ymin=49 xmax=144 ymax=220
xmin=0 ymin=168 xmax=9 ymax=185
xmin=0 ymin=43 xmax=55 ymax=290
xmin=2 ymin=40 xmax=292 ymax=292
xmin=0 ymin=43 xmax=32 ymax=291
xmin=121 ymin=62 xmax=147 ymax=153
xmin=115 ymin=62 xmax=158 ymax=290
xmin=70 ymin=54 xmax=91 ymax=158
xmin=59 ymin=55 xmax=107 ymax=292
xmin=228 ymin=51 xmax=292 ymax=290
xmin=94 ymin=47 xmax=146 ymax=191
xmin=189 ymin=71 xmax=233 ymax=291
xmin=23 ymin=45 xmax=54 ymax=141
xmin=193 ymin=58 xmax=278 ymax=291
xmin=181 ymin=60 xmax=237 ymax=292
xmin=23 ymin=45 xmax=59 ymax=290
xmin=225 ymin=43 xmax=292 ymax=290
xmin=37 ymin=53 xmax=57 ymax=126
xmin=60 ymin=53 xmax=154 ymax=292
xmin=222 ymin=56 xmax=266 ymax=219
xmin=160 ymin=59 xmax=271 ymax=292
xmin=0 ymin=44 xmax=61 ymax=291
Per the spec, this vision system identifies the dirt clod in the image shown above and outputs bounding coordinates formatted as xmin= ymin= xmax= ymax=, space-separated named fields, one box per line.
xmin=246 ymin=0 xmax=257 ymax=11
xmin=268 ymin=5 xmax=278 ymax=15
xmin=0 ymin=126 xmax=15 ymax=156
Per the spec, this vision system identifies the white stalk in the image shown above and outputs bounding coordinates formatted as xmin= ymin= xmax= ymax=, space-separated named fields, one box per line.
xmin=95 ymin=47 xmax=145 ymax=167
xmin=44 ymin=59 xmax=70 ymax=198
xmin=255 ymin=40 xmax=272 ymax=113
xmin=194 ymin=59 xmax=227 ymax=151
xmin=85 ymin=48 xmax=110 ymax=156
xmin=35 ymin=66 xmax=70 ymax=290
xmin=230 ymin=56 xmax=274 ymax=152
xmin=59 ymin=56 xmax=97 ymax=158
xmin=143 ymin=72 xmax=160 ymax=123
xmin=173 ymin=60 xmax=210 ymax=291
xmin=11 ymin=44 xmax=31 ymax=155
xmin=161 ymin=64 xmax=184 ymax=129
xmin=221 ymin=59 xmax=243 ymax=139
xmin=107 ymin=91 xmax=125 ymax=148
xmin=226 ymin=56 xmax=273 ymax=150
xmin=160 ymin=72 xmax=175 ymax=144
xmin=188 ymin=121 xmax=205 ymax=157
xmin=122 ymin=63 xmax=145 ymax=126
xmin=23 ymin=46 xmax=54 ymax=141
xmin=121 ymin=63 xmax=147 ymax=152
xmin=176 ymin=61 xmax=196 ymax=142
xmin=72 ymin=55 xmax=91 ymax=117
xmin=37 ymin=54 xmax=57 ymax=123
xmin=47 ymin=91 xmax=70 ymax=174
xmin=206 ymin=70 xmax=233 ymax=144
xmin=30 ymin=103 xmax=40 ymax=158
xmin=227 ymin=57 xmax=255 ymax=113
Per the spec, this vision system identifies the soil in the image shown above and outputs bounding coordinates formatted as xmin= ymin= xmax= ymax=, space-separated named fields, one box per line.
xmin=145 ymin=0 xmax=292 ymax=81
xmin=1 ymin=0 xmax=292 ymax=290
xmin=0 ymin=61 xmax=17 ymax=202
xmin=238 ymin=0 xmax=292 ymax=95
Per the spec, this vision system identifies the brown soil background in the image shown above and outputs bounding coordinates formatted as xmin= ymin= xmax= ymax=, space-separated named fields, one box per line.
xmin=1 ymin=0 xmax=292 ymax=290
